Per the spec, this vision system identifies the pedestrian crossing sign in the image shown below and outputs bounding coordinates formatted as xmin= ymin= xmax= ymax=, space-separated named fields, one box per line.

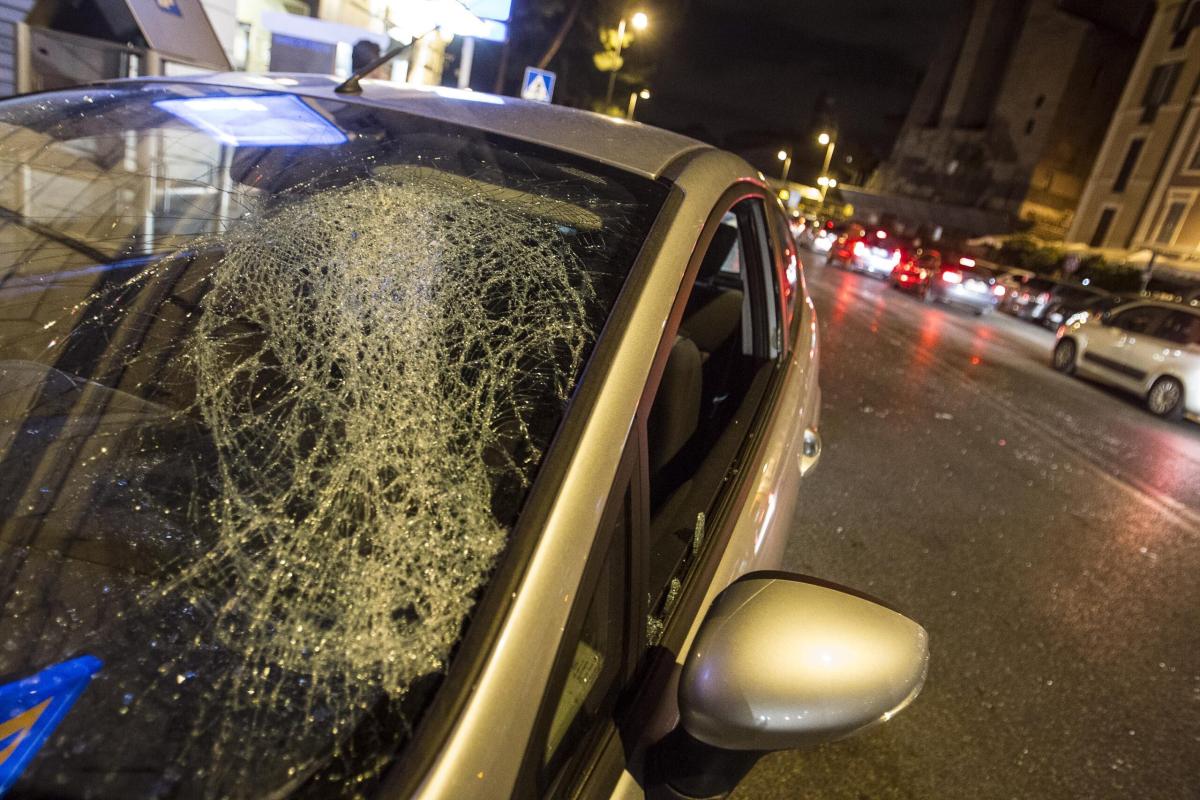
xmin=521 ymin=67 xmax=556 ymax=103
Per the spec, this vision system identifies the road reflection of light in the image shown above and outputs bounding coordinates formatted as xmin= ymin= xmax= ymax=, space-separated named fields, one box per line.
xmin=830 ymin=272 xmax=856 ymax=326
xmin=914 ymin=311 xmax=944 ymax=364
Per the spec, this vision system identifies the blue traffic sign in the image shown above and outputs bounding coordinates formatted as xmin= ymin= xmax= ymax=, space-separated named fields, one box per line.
xmin=521 ymin=67 xmax=556 ymax=104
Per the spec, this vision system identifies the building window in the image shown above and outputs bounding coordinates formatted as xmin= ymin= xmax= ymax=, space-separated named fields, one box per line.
xmin=1172 ymin=0 xmax=1200 ymax=48
xmin=1155 ymin=200 xmax=1188 ymax=245
xmin=1090 ymin=207 xmax=1116 ymax=247
xmin=1141 ymin=62 xmax=1183 ymax=123
xmin=1113 ymin=138 xmax=1145 ymax=192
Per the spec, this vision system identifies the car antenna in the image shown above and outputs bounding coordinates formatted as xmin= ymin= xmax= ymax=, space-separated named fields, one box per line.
xmin=334 ymin=41 xmax=410 ymax=95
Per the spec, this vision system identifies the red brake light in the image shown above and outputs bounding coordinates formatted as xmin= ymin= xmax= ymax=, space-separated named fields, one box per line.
xmin=941 ymin=270 xmax=962 ymax=284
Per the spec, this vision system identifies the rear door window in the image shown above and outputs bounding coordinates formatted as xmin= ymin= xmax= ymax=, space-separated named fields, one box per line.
xmin=1157 ymin=311 xmax=1200 ymax=345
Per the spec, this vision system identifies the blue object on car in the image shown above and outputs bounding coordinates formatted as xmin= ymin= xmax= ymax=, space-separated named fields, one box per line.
xmin=0 ymin=655 xmax=103 ymax=795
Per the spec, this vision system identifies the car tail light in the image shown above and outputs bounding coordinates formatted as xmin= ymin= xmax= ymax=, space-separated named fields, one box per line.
xmin=992 ymin=285 xmax=1005 ymax=297
xmin=941 ymin=270 xmax=962 ymax=284
xmin=852 ymin=241 xmax=866 ymax=257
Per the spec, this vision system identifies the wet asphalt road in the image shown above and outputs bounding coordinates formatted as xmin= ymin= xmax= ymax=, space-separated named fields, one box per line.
xmin=734 ymin=258 xmax=1200 ymax=800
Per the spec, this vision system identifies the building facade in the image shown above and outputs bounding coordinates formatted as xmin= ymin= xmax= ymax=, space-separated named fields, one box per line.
xmin=872 ymin=0 xmax=1149 ymax=239
xmin=1067 ymin=0 xmax=1200 ymax=278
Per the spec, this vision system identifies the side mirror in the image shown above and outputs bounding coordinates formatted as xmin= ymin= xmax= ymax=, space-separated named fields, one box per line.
xmin=678 ymin=574 xmax=928 ymax=752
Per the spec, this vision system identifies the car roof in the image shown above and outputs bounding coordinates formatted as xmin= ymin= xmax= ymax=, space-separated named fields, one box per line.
xmin=122 ymin=73 xmax=714 ymax=180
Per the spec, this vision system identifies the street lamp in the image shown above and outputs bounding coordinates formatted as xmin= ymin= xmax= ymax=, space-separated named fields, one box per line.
xmin=605 ymin=11 xmax=649 ymax=108
xmin=627 ymin=88 xmax=650 ymax=120
xmin=777 ymin=149 xmax=792 ymax=182
xmin=816 ymin=131 xmax=836 ymax=204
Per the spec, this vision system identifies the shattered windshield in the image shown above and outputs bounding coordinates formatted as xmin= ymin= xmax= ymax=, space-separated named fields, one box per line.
xmin=0 ymin=83 xmax=666 ymax=797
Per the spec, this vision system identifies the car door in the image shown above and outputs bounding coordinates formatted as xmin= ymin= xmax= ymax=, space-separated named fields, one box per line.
xmin=525 ymin=187 xmax=813 ymax=800
xmin=1084 ymin=305 xmax=1170 ymax=389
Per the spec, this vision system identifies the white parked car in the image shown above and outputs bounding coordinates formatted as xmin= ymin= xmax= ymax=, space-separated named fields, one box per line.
xmin=1053 ymin=301 xmax=1200 ymax=421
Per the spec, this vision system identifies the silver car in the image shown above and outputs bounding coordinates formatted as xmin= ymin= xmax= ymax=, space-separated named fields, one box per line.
xmin=0 ymin=75 xmax=927 ymax=799
xmin=1053 ymin=301 xmax=1200 ymax=420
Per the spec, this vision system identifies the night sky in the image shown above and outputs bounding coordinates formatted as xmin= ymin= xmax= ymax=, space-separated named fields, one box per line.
xmin=462 ymin=1 xmax=971 ymax=182
xmin=631 ymin=0 xmax=970 ymax=178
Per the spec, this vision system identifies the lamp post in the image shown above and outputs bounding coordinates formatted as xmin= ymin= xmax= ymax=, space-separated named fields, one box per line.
xmin=777 ymin=149 xmax=792 ymax=182
xmin=627 ymin=88 xmax=650 ymax=120
xmin=605 ymin=11 xmax=648 ymax=108
xmin=817 ymin=131 xmax=836 ymax=205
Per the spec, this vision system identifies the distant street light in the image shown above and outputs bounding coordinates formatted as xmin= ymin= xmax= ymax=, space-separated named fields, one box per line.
xmin=605 ymin=11 xmax=649 ymax=108
xmin=777 ymin=149 xmax=792 ymax=182
xmin=627 ymin=88 xmax=650 ymax=120
xmin=816 ymin=131 xmax=837 ymax=204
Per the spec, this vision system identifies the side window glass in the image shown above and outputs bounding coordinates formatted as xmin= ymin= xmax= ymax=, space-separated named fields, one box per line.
xmin=1157 ymin=311 xmax=1200 ymax=346
xmin=1113 ymin=307 xmax=1165 ymax=334
xmin=770 ymin=208 xmax=802 ymax=334
xmin=642 ymin=198 xmax=776 ymax=644
xmin=541 ymin=483 xmax=631 ymax=785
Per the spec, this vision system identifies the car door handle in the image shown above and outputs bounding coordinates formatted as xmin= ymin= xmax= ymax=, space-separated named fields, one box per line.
xmin=800 ymin=428 xmax=822 ymax=477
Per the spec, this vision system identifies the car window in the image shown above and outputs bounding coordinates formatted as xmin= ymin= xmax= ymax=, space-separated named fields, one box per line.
xmin=770 ymin=206 xmax=802 ymax=333
xmin=1157 ymin=311 xmax=1200 ymax=345
xmin=0 ymin=83 xmax=668 ymax=797
xmin=643 ymin=197 xmax=780 ymax=644
xmin=1112 ymin=305 xmax=1169 ymax=334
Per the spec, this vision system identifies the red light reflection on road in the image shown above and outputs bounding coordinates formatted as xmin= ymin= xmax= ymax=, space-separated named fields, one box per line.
xmin=830 ymin=272 xmax=855 ymax=325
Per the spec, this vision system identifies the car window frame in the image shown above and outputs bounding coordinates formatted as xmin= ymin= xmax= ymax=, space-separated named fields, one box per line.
xmin=517 ymin=431 xmax=644 ymax=798
xmin=600 ymin=183 xmax=794 ymax=790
